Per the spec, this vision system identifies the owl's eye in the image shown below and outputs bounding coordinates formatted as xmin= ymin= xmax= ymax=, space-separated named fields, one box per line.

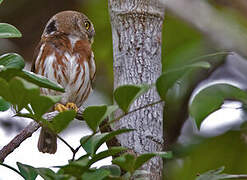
xmin=84 ymin=21 xmax=91 ymax=30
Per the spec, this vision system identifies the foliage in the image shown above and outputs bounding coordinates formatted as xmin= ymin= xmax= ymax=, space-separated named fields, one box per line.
xmin=2 ymin=0 xmax=247 ymax=179
xmin=190 ymin=84 xmax=247 ymax=128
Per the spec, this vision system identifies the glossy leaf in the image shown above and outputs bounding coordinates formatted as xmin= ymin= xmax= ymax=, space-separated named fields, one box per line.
xmin=0 ymin=96 xmax=10 ymax=111
xmin=88 ymin=147 xmax=127 ymax=167
xmin=0 ymin=23 xmax=22 ymax=38
xmin=0 ymin=53 xmax=24 ymax=71
xmin=81 ymin=129 xmax=133 ymax=156
xmin=189 ymin=84 xmax=247 ymax=129
xmin=0 ymin=77 xmax=60 ymax=116
xmin=35 ymin=168 xmax=57 ymax=180
xmin=83 ymin=105 xmax=118 ymax=132
xmin=113 ymin=151 xmax=172 ymax=174
xmin=156 ymin=61 xmax=210 ymax=100
xmin=100 ymin=165 xmax=121 ymax=177
xmin=20 ymin=70 xmax=65 ymax=92
xmin=0 ymin=78 xmax=11 ymax=102
xmin=58 ymin=156 xmax=90 ymax=178
xmin=134 ymin=152 xmax=172 ymax=171
xmin=50 ymin=110 xmax=76 ymax=133
xmin=81 ymin=169 xmax=110 ymax=180
xmin=114 ymin=84 xmax=150 ymax=113
xmin=8 ymin=77 xmax=39 ymax=111
xmin=31 ymin=95 xmax=60 ymax=118
xmin=112 ymin=153 xmax=136 ymax=173
xmin=17 ymin=162 xmax=38 ymax=180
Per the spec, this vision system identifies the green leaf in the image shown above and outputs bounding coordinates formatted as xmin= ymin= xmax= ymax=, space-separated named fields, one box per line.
xmin=81 ymin=129 xmax=133 ymax=156
xmin=17 ymin=162 xmax=38 ymax=180
xmin=83 ymin=105 xmax=118 ymax=132
xmin=112 ymin=151 xmax=172 ymax=174
xmin=58 ymin=156 xmax=90 ymax=178
xmin=35 ymin=168 xmax=57 ymax=180
xmin=81 ymin=169 xmax=110 ymax=180
xmin=189 ymin=84 xmax=247 ymax=129
xmin=20 ymin=70 xmax=65 ymax=92
xmin=0 ymin=0 xmax=3 ymax=4
xmin=134 ymin=152 xmax=172 ymax=171
xmin=88 ymin=147 xmax=127 ymax=167
xmin=15 ymin=113 xmax=34 ymax=119
xmin=31 ymin=95 xmax=60 ymax=118
xmin=0 ymin=77 xmax=59 ymax=116
xmin=8 ymin=77 xmax=39 ymax=111
xmin=112 ymin=153 xmax=136 ymax=173
xmin=0 ymin=78 xmax=11 ymax=102
xmin=156 ymin=61 xmax=210 ymax=100
xmin=0 ymin=53 xmax=24 ymax=71
xmin=50 ymin=110 xmax=76 ymax=133
xmin=114 ymin=84 xmax=150 ymax=113
xmin=100 ymin=165 xmax=121 ymax=177
xmin=0 ymin=96 xmax=10 ymax=111
xmin=0 ymin=23 xmax=22 ymax=38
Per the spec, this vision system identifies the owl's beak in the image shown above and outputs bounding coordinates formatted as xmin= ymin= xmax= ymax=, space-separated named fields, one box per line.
xmin=88 ymin=29 xmax=95 ymax=44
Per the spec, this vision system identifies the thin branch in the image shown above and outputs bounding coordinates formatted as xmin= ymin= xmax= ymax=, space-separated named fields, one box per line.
xmin=71 ymin=145 xmax=82 ymax=161
xmin=56 ymin=135 xmax=75 ymax=153
xmin=0 ymin=163 xmax=25 ymax=179
xmin=0 ymin=121 xmax=40 ymax=163
xmin=0 ymin=111 xmax=65 ymax=162
xmin=101 ymin=99 xmax=164 ymax=130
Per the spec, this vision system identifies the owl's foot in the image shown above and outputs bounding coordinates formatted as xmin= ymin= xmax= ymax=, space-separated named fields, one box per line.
xmin=55 ymin=103 xmax=68 ymax=112
xmin=66 ymin=102 xmax=78 ymax=112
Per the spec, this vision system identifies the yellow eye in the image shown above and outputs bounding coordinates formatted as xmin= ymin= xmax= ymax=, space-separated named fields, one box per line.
xmin=84 ymin=21 xmax=91 ymax=30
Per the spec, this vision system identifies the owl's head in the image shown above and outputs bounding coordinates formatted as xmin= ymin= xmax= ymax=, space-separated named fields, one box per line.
xmin=42 ymin=11 xmax=95 ymax=43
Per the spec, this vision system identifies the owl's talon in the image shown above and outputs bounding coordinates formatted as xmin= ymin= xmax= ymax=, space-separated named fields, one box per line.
xmin=55 ymin=103 xmax=68 ymax=112
xmin=66 ymin=102 xmax=78 ymax=112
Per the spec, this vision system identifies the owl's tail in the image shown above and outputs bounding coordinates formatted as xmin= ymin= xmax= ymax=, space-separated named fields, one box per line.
xmin=38 ymin=127 xmax=57 ymax=154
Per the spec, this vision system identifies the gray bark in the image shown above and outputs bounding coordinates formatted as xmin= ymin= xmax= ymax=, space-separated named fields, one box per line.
xmin=109 ymin=1 xmax=165 ymax=179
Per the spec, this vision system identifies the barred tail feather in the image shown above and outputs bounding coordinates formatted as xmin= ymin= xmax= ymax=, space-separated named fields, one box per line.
xmin=38 ymin=127 xmax=57 ymax=154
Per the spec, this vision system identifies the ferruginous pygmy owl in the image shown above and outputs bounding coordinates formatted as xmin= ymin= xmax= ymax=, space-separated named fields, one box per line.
xmin=32 ymin=11 xmax=96 ymax=154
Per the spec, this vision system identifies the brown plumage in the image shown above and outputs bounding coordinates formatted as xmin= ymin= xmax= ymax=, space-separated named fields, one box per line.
xmin=32 ymin=11 xmax=96 ymax=154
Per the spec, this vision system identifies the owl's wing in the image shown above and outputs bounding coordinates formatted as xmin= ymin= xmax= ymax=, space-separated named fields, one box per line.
xmin=31 ymin=42 xmax=42 ymax=73
xmin=89 ymin=52 xmax=96 ymax=85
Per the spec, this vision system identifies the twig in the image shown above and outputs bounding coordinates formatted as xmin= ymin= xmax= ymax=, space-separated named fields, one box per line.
xmin=0 ymin=121 xmax=40 ymax=163
xmin=101 ymin=99 xmax=163 ymax=130
xmin=56 ymin=135 xmax=75 ymax=153
xmin=0 ymin=111 xmax=76 ymax=163
xmin=56 ymin=135 xmax=81 ymax=161
xmin=0 ymin=163 xmax=25 ymax=179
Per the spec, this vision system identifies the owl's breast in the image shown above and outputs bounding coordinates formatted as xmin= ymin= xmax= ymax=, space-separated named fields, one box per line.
xmin=34 ymin=35 xmax=95 ymax=108
xmin=61 ymin=52 xmax=92 ymax=107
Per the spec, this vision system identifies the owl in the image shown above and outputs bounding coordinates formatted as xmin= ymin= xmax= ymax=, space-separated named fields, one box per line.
xmin=32 ymin=11 xmax=96 ymax=154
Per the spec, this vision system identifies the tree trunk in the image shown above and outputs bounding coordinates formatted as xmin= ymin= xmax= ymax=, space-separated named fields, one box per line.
xmin=108 ymin=1 xmax=165 ymax=179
